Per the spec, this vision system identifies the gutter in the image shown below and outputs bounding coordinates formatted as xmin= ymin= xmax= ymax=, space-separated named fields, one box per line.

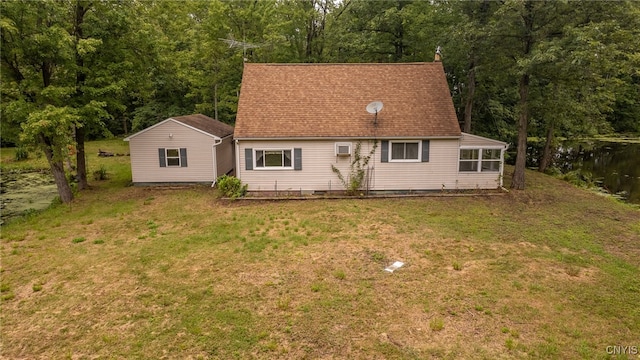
xmin=234 ymin=135 xmax=462 ymax=141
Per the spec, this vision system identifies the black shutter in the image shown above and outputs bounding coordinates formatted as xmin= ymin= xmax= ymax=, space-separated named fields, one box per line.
xmin=245 ymin=148 xmax=253 ymax=170
xmin=159 ymin=148 xmax=166 ymax=167
xmin=294 ymin=148 xmax=302 ymax=170
xmin=180 ymin=148 xmax=188 ymax=167
xmin=422 ymin=140 xmax=430 ymax=162
xmin=381 ymin=141 xmax=389 ymax=163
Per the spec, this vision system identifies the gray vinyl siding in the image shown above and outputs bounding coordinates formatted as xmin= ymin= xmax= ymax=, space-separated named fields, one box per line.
xmin=237 ymin=139 xmax=480 ymax=191
xmin=216 ymin=136 xmax=235 ymax=176
xmin=128 ymin=121 xmax=219 ymax=183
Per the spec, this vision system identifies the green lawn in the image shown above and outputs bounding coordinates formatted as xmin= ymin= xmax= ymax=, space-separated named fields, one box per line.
xmin=1 ymin=144 xmax=639 ymax=359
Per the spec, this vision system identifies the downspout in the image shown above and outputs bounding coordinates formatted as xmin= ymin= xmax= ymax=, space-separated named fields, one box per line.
xmin=500 ymin=144 xmax=508 ymax=188
xmin=235 ymin=139 xmax=241 ymax=182
xmin=211 ymin=137 xmax=222 ymax=187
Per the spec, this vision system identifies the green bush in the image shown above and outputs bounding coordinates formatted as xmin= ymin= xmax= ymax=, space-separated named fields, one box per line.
xmin=216 ymin=175 xmax=248 ymax=199
xmin=93 ymin=165 xmax=108 ymax=180
xmin=14 ymin=146 xmax=29 ymax=161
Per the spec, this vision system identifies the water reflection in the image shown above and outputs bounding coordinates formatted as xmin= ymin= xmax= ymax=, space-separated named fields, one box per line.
xmin=511 ymin=141 xmax=639 ymax=204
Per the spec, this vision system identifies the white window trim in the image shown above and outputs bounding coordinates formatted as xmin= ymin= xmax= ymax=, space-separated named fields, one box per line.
xmin=458 ymin=147 xmax=503 ymax=173
xmin=389 ymin=140 xmax=421 ymax=162
xmin=166 ymin=148 xmax=181 ymax=167
xmin=254 ymin=148 xmax=294 ymax=170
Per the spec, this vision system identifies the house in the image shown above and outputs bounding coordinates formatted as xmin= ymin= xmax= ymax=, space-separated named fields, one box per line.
xmin=233 ymin=62 xmax=507 ymax=194
xmin=124 ymin=114 xmax=234 ymax=185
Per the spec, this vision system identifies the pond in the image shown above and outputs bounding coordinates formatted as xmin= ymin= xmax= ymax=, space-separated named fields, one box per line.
xmin=0 ymin=171 xmax=58 ymax=225
xmin=522 ymin=140 xmax=640 ymax=204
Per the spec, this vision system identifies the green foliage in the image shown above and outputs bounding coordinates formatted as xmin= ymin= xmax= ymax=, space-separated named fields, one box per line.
xmin=331 ymin=141 xmax=378 ymax=196
xmin=14 ymin=146 xmax=29 ymax=161
xmin=560 ymin=170 xmax=594 ymax=188
xmin=216 ymin=175 xmax=248 ymax=199
xmin=93 ymin=165 xmax=108 ymax=181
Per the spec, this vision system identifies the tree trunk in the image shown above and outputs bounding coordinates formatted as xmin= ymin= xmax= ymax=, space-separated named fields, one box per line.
xmin=511 ymin=0 xmax=534 ymax=190
xmin=41 ymin=134 xmax=74 ymax=203
xmin=511 ymin=73 xmax=529 ymax=190
xmin=463 ymin=58 xmax=476 ymax=133
xmin=76 ymin=125 xmax=89 ymax=189
xmin=74 ymin=0 xmax=89 ymax=190
xmin=539 ymin=122 xmax=554 ymax=173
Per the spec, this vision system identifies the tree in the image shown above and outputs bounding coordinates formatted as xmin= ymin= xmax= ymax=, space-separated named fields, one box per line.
xmin=1 ymin=0 xmax=77 ymax=202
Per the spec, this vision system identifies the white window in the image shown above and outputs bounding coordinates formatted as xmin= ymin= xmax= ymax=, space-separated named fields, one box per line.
xmin=166 ymin=148 xmax=181 ymax=167
xmin=390 ymin=141 xmax=420 ymax=161
xmin=255 ymin=149 xmax=292 ymax=168
xmin=481 ymin=149 xmax=501 ymax=172
xmin=335 ymin=142 xmax=352 ymax=156
xmin=459 ymin=148 xmax=501 ymax=172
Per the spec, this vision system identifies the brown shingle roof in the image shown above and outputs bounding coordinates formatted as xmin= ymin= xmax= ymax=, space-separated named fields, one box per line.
xmin=172 ymin=114 xmax=234 ymax=138
xmin=234 ymin=63 xmax=461 ymax=139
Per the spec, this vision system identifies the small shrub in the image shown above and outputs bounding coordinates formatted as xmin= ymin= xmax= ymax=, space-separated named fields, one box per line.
xmin=93 ymin=239 xmax=105 ymax=244
xmin=453 ymin=261 xmax=462 ymax=271
xmin=93 ymin=165 xmax=108 ymax=181
xmin=33 ymin=283 xmax=43 ymax=292
xmin=216 ymin=175 xmax=248 ymax=199
xmin=14 ymin=146 xmax=29 ymax=161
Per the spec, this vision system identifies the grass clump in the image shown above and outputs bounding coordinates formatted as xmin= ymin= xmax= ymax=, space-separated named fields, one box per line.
xmin=93 ymin=165 xmax=109 ymax=181
xmin=430 ymin=318 xmax=444 ymax=331
xmin=71 ymin=237 xmax=86 ymax=244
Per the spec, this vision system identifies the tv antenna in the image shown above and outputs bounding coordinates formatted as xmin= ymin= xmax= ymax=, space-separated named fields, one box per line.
xmin=366 ymin=101 xmax=384 ymax=125
xmin=219 ymin=35 xmax=261 ymax=61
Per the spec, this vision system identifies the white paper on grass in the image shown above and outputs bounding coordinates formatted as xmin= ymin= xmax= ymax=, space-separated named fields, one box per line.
xmin=384 ymin=261 xmax=404 ymax=273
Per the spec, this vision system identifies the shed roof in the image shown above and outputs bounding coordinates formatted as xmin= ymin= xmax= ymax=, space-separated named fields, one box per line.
xmin=125 ymin=114 xmax=234 ymax=141
xmin=234 ymin=62 xmax=461 ymax=139
xmin=171 ymin=114 xmax=234 ymax=138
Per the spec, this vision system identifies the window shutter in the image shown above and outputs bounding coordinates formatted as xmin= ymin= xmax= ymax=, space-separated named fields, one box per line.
xmin=422 ymin=140 xmax=430 ymax=162
xmin=294 ymin=148 xmax=302 ymax=170
xmin=245 ymin=148 xmax=253 ymax=170
xmin=180 ymin=148 xmax=188 ymax=167
xmin=381 ymin=141 xmax=389 ymax=163
xmin=158 ymin=148 xmax=166 ymax=167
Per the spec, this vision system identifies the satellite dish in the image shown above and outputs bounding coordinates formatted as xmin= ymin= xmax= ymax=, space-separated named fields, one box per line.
xmin=366 ymin=101 xmax=384 ymax=114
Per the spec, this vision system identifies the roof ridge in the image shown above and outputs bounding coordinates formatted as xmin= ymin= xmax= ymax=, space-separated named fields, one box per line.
xmin=245 ymin=62 xmax=440 ymax=66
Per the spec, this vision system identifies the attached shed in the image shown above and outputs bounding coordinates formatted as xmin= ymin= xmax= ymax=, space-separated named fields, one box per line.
xmin=124 ymin=114 xmax=234 ymax=185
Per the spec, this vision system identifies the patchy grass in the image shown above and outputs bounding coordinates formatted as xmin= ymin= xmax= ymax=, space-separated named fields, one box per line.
xmin=0 ymin=159 xmax=638 ymax=359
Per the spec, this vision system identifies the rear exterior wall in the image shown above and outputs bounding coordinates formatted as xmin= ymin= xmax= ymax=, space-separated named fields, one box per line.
xmin=236 ymin=138 xmax=503 ymax=192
